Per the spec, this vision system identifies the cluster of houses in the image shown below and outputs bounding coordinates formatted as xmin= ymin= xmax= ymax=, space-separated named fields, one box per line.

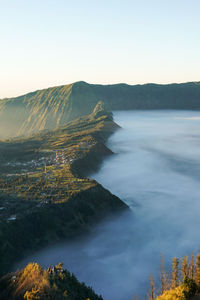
xmin=1 ymin=139 xmax=96 ymax=224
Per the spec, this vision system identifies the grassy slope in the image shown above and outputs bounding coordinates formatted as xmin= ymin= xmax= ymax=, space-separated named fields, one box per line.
xmin=0 ymin=82 xmax=99 ymax=138
xmin=0 ymin=104 xmax=128 ymax=278
xmin=1 ymin=81 xmax=200 ymax=138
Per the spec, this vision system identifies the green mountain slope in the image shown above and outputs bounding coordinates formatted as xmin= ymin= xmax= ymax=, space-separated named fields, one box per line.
xmin=1 ymin=81 xmax=200 ymax=138
xmin=0 ymin=104 xmax=128 ymax=277
xmin=0 ymin=82 xmax=98 ymax=138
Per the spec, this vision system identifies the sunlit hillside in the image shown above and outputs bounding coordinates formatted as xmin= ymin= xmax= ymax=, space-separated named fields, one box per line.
xmin=0 ymin=262 xmax=103 ymax=300
xmin=0 ymin=103 xmax=128 ymax=278
xmin=1 ymin=81 xmax=200 ymax=138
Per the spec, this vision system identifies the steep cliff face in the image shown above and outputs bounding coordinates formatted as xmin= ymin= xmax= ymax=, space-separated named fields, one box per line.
xmin=0 ymin=82 xmax=98 ymax=138
xmin=1 ymin=81 xmax=200 ymax=139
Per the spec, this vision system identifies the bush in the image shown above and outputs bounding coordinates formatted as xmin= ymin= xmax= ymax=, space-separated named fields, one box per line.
xmin=182 ymin=276 xmax=197 ymax=299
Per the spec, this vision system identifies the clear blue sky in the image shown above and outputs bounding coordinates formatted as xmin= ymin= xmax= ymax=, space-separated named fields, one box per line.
xmin=1 ymin=0 xmax=200 ymax=98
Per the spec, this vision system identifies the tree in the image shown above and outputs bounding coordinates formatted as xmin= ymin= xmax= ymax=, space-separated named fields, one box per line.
xmin=160 ymin=255 xmax=169 ymax=293
xmin=195 ymin=254 xmax=200 ymax=285
xmin=189 ymin=254 xmax=195 ymax=279
xmin=182 ymin=276 xmax=197 ymax=299
xmin=181 ymin=256 xmax=189 ymax=279
xmin=24 ymin=288 xmax=41 ymax=300
xmin=149 ymin=274 xmax=155 ymax=300
xmin=172 ymin=257 xmax=179 ymax=288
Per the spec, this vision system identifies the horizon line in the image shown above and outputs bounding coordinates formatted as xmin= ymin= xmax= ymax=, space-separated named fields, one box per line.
xmin=1 ymin=79 xmax=200 ymax=101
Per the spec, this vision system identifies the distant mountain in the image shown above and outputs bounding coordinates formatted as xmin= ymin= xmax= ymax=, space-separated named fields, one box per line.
xmin=1 ymin=81 xmax=200 ymax=138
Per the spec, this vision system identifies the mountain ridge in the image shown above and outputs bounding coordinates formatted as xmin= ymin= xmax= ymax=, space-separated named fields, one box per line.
xmin=1 ymin=80 xmax=200 ymax=101
xmin=1 ymin=80 xmax=200 ymax=139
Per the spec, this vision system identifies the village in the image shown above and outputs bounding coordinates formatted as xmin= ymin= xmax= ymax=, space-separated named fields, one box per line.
xmin=0 ymin=137 xmax=97 ymax=223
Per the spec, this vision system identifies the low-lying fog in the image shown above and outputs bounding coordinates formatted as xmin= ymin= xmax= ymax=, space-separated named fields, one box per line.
xmin=15 ymin=110 xmax=200 ymax=300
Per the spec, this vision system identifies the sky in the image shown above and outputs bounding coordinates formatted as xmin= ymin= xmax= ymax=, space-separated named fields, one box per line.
xmin=1 ymin=0 xmax=200 ymax=98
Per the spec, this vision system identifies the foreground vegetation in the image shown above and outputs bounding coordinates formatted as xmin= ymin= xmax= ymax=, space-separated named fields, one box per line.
xmin=147 ymin=253 xmax=200 ymax=300
xmin=0 ymin=262 xmax=103 ymax=300
xmin=3 ymin=253 xmax=200 ymax=300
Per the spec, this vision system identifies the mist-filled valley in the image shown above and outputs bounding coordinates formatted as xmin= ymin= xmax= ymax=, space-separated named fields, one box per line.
xmin=14 ymin=110 xmax=200 ymax=300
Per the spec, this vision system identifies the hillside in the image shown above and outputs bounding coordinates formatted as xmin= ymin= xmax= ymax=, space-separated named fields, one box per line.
xmin=1 ymin=81 xmax=200 ymax=138
xmin=0 ymin=262 xmax=103 ymax=300
xmin=0 ymin=103 xmax=128 ymax=278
